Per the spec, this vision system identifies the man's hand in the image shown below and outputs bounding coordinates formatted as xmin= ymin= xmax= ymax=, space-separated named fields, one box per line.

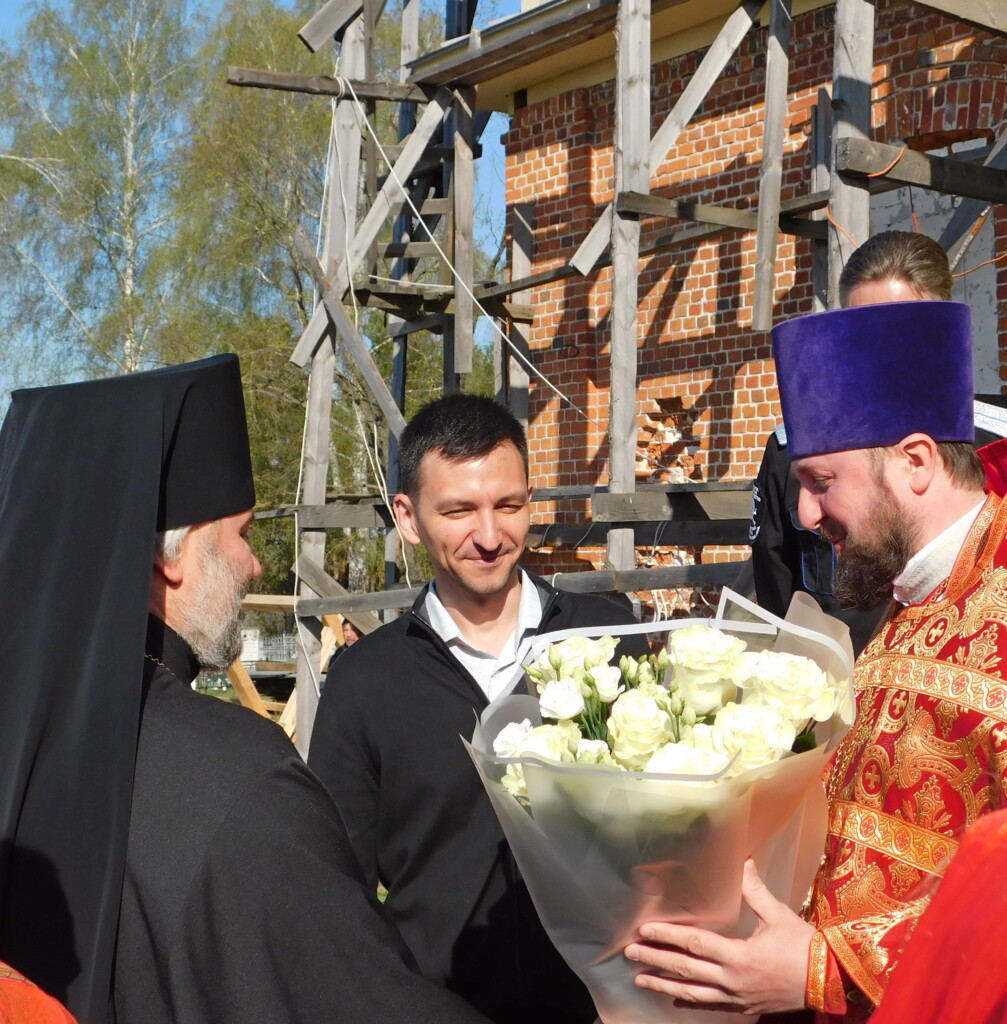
xmin=624 ymin=858 xmax=813 ymax=1015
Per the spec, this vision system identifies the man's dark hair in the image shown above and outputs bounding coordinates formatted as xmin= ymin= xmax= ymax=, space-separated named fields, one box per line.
xmin=398 ymin=394 xmax=528 ymax=498
xmin=839 ymin=230 xmax=953 ymax=304
xmin=936 ymin=441 xmax=988 ymax=490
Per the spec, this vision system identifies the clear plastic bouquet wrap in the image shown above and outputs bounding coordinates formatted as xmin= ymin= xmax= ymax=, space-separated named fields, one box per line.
xmin=465 ymin=589 xmax=854 ymax=1024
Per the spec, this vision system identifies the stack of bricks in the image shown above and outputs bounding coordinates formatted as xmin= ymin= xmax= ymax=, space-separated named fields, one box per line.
xmin=511 ymin=0 xmax=1007 ymax=598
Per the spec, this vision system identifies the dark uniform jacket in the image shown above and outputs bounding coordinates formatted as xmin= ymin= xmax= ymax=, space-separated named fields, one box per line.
xmin=112 ymin=619 xmax=488 ymax=1024
xmin=309 ymin=574 xmax=648 ymax=1023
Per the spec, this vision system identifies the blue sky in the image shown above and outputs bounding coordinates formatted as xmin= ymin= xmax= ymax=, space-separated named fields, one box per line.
xmin=0 ymin=0 xmax=513 ymax=346
xmin=0 ymin=0 xmax=35 ymax=41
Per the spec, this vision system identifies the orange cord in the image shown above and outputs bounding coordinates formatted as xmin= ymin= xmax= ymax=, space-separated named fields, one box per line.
xmin=825 ymin=205 xmax=858 ymax=248
xmin=952 ymin=252 xmax=1007 ymax=277
xmin=865 ymin=144 xmax=907 ymax=177
xmin=818 ymin=145 xmax=1003 ymax=280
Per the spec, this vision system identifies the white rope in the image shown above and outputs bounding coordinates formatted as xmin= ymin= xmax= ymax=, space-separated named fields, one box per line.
xmin=339 ymin=75 xmax=604 ymax=430
xmin=351 ymin=404 xmax=413 ymax=588
xmin=329 ymin=91 xmax=362 ymax=326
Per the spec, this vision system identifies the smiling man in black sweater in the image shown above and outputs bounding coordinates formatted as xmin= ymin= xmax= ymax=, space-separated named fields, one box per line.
xmin=310 ymin=395 xmax=646 ymax=1023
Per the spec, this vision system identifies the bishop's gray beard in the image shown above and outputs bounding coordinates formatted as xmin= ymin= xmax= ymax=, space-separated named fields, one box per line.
xmin=175 ymin=532 xmax=248 ymax=670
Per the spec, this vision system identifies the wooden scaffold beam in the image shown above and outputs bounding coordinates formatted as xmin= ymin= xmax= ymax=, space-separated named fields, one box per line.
xmin=827 ymin=0 xmax=874 ymax=304
xmin=606 ymin=0 xmax=649 ymax=573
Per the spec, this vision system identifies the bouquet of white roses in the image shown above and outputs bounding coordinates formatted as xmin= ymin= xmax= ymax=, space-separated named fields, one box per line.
xmin=465 ymin=589 xmax=854 ymax=1024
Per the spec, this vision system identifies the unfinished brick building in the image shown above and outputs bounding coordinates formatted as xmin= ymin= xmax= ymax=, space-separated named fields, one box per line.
xmin=244 ymin=0 xmax=1007 ymax=739
xmin=414 ymin=0 xmax=1007 ymax=589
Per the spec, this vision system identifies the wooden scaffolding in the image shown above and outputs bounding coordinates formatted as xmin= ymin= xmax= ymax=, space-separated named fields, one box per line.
xmin=228 ymin=0 xmax=1007 ymax=752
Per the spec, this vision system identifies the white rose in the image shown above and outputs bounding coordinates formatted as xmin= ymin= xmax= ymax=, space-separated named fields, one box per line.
xmin=608 ymin=689 xmax=672 ymax=769
xmin=576 ymin=738 xmax=622 ymax=767
xmin=735 ymin=650 xmax=836 ymax=726
xmin=676 ymin=672 xmax=737 ymax=718
xmin=682 ymin=721 xmax=716 ymax=750
xmin=493 ymin=719 xmax=534 ymax=758
xmin=519 ymin=723 xmax=577 ymax=764
xmin=554 ymin=718 xmax=583 ymax=753
xmin=502 ymin=763 xmax=528 ymax=800
xmin=667 ymin=624 xmax=747 ymax=716
xmin=581 ymin=634 xmax=620 ymax=670
xmin=539 ymin=677 xmax=586 ymax=720
xmin=637 ymin=676 xmax=664 ymax=699
xmin=710 ymin=702 xmax=796 ymax=773
xmin=499 ymin=721 xmax=579 ymax=802
xmin=644 ymin=740 xmax=731 ymax=779
xmin=588 ymin=664 xmax=625 ymax=703
xmin=833 ymin=674 xmax=855 ymax=728
xmin=524 ymin=649 xmax=557 ymax=692
xmin=551 ymin=634 xmax=620 ymax=676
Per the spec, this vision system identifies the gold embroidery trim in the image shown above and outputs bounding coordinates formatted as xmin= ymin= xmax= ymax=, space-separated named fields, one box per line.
xmin=821 ymin=923 xmax=886 ymax=1008
xmin=855 ymin=657 xmax=1007 ymax=722
xmin=806 ymin=930 xmax=829 ymax=1011
xmin=828 ymin=801 xmax=958 ymax=875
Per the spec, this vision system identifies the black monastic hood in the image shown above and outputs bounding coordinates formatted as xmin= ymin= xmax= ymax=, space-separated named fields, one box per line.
xmin=0 ymin=354 xmax=254 ymax=1023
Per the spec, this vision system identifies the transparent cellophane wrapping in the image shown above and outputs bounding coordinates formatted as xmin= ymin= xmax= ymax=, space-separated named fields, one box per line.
xmin=465 ymin=590 xmax=854 ymax=1024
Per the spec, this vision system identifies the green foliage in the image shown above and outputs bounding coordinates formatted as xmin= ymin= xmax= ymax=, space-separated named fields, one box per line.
xmin=0 ymin=0 xmax=503 ymax=597
xmin=0 ymin=0 xmax=195 ymax=379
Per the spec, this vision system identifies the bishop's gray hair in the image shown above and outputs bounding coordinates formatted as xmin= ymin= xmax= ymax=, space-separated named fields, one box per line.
xmin=154 ymin=525 xmax=193 ymax=563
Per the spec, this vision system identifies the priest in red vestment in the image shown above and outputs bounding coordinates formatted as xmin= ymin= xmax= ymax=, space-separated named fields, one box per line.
xmin=622 ymin=300 xmax=1007 ymax=1023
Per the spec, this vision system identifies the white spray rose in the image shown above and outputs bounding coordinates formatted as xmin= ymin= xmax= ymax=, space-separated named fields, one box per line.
xmin=644 ymin=740 xmax=731 ymax=780
xmin=525 ymin=650 xmax=557 ymax=692
xmin=608 ymin=689 xmax=672 ymax=769
xmin=539 ymin=677 xmax=587 ymax=720
xmin=493 ymin=719 xmax=534 ymax=758
xmin=637 ymin=680 xmax=660 ymax=699
xmin=576 ymin=738 xmax=622 ymax=767
xmin=710 ymin=702 xmax=796 ymax=773
xmin=519 ymin=723 xmax=578 ymax=764
xmin=502 ymin=720 xmax=580 ymax=800
xmin=554 ymin=718 xmax=583 ymax=753
xmin=735 ymin=650 xmax=836 ymax=726
xmin=557 ymin=634 xmax=620 ymax=670
xmin=525 ymin=636 xmax=619 ymax=691
xmin=502 ymin=764 xmax=528 ymax=800
xmin=682 ymin=721 xmax=716 ymax=750
xmin=636 ymin=660 xmax=657 ymax=689
xmin=588 ymin=664 xmax=625 ymax=703
xmin=667 ymin=624 xmax=748 ymax=716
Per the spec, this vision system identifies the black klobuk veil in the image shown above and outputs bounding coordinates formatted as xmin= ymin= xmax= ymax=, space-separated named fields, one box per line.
xmin=0 ymin=355 xmax=254 ymax=1022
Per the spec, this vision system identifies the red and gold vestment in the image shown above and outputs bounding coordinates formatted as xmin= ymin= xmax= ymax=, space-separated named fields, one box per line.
xmin=806 ymin=492 xmax=1007 ymax=1021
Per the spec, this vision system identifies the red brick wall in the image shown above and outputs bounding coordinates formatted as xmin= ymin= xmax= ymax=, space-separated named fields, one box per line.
xmin=507 ymin=0 xmax=1007 ymax=580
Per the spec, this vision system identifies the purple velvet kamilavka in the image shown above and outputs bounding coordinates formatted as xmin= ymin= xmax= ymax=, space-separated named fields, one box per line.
xmin=771 ymin=301 xmax=974 ymax=459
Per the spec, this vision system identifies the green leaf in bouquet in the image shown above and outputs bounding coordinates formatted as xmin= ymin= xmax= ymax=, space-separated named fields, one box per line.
xmin=791 ymin=727 xmax=818 ymax=754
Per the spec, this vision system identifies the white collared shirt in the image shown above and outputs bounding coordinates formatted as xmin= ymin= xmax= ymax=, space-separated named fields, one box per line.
xmin=425 ymin=569 xmax=543 ymax=701
xmin=892 ymin=498 xmax=986 ymax=606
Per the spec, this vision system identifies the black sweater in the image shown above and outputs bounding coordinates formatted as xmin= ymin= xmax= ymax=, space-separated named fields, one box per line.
xmin=309 ymin=574 xmax=648 ymax=1023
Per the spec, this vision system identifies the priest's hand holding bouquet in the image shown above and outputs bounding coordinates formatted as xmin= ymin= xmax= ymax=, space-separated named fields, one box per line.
xmin=465 ymin=589 xmax=853 ymax=1024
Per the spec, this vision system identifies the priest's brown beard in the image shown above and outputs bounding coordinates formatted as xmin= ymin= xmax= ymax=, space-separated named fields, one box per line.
xmin=827 ymin=484 xmax=918 ymax=612
xmin=176 ymin=528 xmax=249 ymax=670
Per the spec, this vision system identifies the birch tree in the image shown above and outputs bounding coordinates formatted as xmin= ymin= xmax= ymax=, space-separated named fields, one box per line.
xmin=0 ymin=0 xmax=194 ymax=382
